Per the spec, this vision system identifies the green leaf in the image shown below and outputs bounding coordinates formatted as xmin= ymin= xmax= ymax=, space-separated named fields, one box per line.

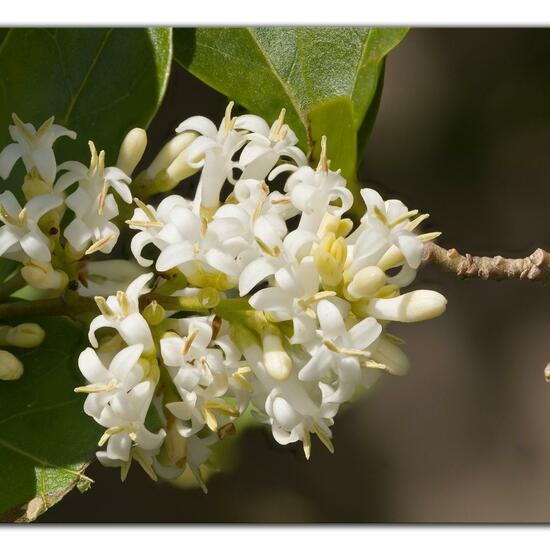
xmin=0 ymin=317 xmax=101 ymax=522
xmin=174 ymin=27 xmax=407 ymax=181
xmin=0 ymin=28 xmax=172 ymax=195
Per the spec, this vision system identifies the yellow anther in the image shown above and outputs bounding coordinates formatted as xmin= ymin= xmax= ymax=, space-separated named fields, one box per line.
xmin=116 ymin=290 xmax=130 ymax=317
xmin=12 ymin=113 xmax=33 ymax=140
xmin=269 ymin=108 xmax=287 ymax=141
xmin=388 ymin=209 xmax=419 ymax=229
xmin=316 ymin=135 xmax=329 ymax=173
xmin=94 ymin=296 xmax=116 ymax=318
xmin=323 ymin=339 xmax=371 ymax=358
xmin=311 ymin=422 xmax=334 ymax=454
xmin=224 ymin=101 xmax=236 ymax=136
xmin=85 ymin=233 xmax=115 ymax=255
xmin=88 ymin=141 xmax=98 ymax=176
xmin=182 ymin=329 xmax=199 ymax=355
xmin=133 ymin=197 xmax=158 ymax=223
xmin=407 ymin=213 xmax=430 ymax=231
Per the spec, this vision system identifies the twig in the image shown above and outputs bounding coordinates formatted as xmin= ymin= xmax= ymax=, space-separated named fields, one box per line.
xmin=422 ymin=242 xmax=550 ymax=282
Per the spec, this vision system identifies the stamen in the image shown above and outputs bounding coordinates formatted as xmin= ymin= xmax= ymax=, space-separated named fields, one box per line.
xmin=97 ymin=179 xmax=109 ymax=215
xmin=373 ymin=205 xmax=388 ymax=225
xmin=419 ymin=231 xmax=442 ymax=242
xmin=205 ymin=400 xmax=239 ymax=417
xmin=200 ymin=216 xmax=208 ymax=237
xmin=323 ymin=339 xmax=371 ymax=358
xmin=133 ymin=198 xmax=158 ymax=223
xmin=182 ymin=329 xmax=199 ymax=355
xmin=132 ymin=448 xmax=158 ymax=482
xmin=361 ymin=359 xmax=388 ymax=371
xmin=316 ymin=135 xmax=329 ymax=173
xmin=88 ymin=141 xmax=98 ymax=176
xmin=388 ymin=209 xmax=419 ymax=229
xmin=74 ymin=379 xmax=117 ymax=394
xmin=303 ymin=430 xmax=312 ymax=460
xmin=252 ymin=196 xmax=266 ymax=222
xmin=85 ymin=233 xmax=114 ymax=255
xmin=224 ymin=101 xmax=236 ymax=136
xmin=17 ymin=208 xmax=27 ymax=224
xmin=407 ymin=213 xmax=430 ymax=231
xmin=36 ymin=116 xmax=54 ymax=138
xmin=94 ymin=296 xmax=116 ymax=318
xmin=125 ymin=219 xmax=163 ymax=228
xmin=98 ymin=426 xmax=124 ymax=447
xmin=202 ymin=406 xmax=218 ymax=432
xmin=312 ymin=422 xmax=334 ymax=454
xmin=117 ymin=290 xmax=130 ymax=317
xmin=269 ymin=108 xmax=287 ymax=141
xmin=255 ymin=237 xmax=280 ymax=257
xmin=98 ymin=150 xmax=105 ymax=178
xmin=300 ymin=290 xmax=336 ymax=308
xmin=271 ymin=196 xmax=291 ymax=205
xmin=12 ymin=113 xmax=33 ymax=140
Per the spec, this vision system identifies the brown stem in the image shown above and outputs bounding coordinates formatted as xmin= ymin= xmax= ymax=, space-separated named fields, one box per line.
xmin=422 ymin=242 xmax=550 ymax=282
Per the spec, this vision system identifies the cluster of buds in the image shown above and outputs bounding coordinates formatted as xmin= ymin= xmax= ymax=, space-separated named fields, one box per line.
xmin=0 ymin=106 xmax=447 ymax=488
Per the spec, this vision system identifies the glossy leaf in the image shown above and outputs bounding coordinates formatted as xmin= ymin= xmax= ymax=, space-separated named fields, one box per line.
xmin=0 ymin=28 xmax=172 ymax=195
xmin=0 ymin=317 xmax=101 ymax=522
xmin=174 ymin=27 xmax=407 ymax=180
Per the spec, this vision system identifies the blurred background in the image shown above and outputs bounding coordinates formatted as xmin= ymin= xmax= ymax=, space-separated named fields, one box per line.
xmin=41 ymin=28 xmax=550 ymax=523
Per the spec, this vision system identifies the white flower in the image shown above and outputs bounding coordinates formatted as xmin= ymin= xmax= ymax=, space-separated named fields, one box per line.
xmin=88 ymin=273 xmax=155 ymax=350
xmin=0 ymin=190 xmax=62 ymax=263
xmin=299 ymin=300 xmax=382 ymax=403
xmin=249 ymin=257 xmax=324 ymax=345
xmin=356 ymin=188 xmax=425 ymax=269
xmin=76 ymin=344 xmax=145 ymax=420
xmin=177 ymin=102 xmax=247 ymax=209
xmin=161 ymin=318 xmax=237 ymax=436
xmin=95 ymin=380 xmax=165 ymax=467
xmin=0 ymin=114 xmax=75 ymax=184
xmin=235 ymin=109 xmax=307 ymax=180
xmin=56 ymin=141 xmax=132 ymax=204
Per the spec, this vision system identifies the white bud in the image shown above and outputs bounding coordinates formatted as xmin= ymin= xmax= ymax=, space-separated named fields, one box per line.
xmin=116 ymin=128 xmax=147 ymax=175
xmin=165 ymin=149 xmax=198 ymax=184
xmin=367 ymin=290 xmax=447 ymax=323
xmin=262 ymin=333 xmax=292 ymax=381
xmin=21 ymin=261 xmax=68 ymax=290
xmin=347 ymin=266 xmax=386 ymax=300
xmin=371 ymin=337 xmax=410 ymax=376
xmin=145 ymin=132 xmax=197 ymax=179
xmin=0 ymin=350 xmax=24 ymax=380
xmin=377 ymin=245 xmax=405 ymax=271
xmin=0 ymin=323 xmax=45 ymax=348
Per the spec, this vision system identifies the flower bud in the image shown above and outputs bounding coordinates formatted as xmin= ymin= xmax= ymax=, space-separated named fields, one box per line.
xmin=116 ymin=128 xmax=147 ymax=175
xmin=371 ymin=336 xmax=410 ymax=376
xmin=313 ymin=232 xmax=347 ymax=287
xmin=377 ymin=245 xmax=406 ymax=271
xmin=22 ymin=173 xmax=51 ymax=200
xmin=142 ymin=300 xmax=165 ymax=326
xmin=0 ymin=323 xmax=45 ymax=348
xmin=347 ymin=266 xmax=386 ymax=300
xmin=145 ymin=132 xmax=197 ymax=179
xmin=21 ymin=261 xmax=68 ymax=290
xmin=366 ymin=290 xmax=447 ymax=323
xmin=262 ymin=333 xmax=292 ymax=381
xmin=0 ymin=350 xmax=24 ymax=380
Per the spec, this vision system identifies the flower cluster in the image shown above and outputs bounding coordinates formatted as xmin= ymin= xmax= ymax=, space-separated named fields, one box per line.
xmin=0 ymin=106 xmax=446 ymax=487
